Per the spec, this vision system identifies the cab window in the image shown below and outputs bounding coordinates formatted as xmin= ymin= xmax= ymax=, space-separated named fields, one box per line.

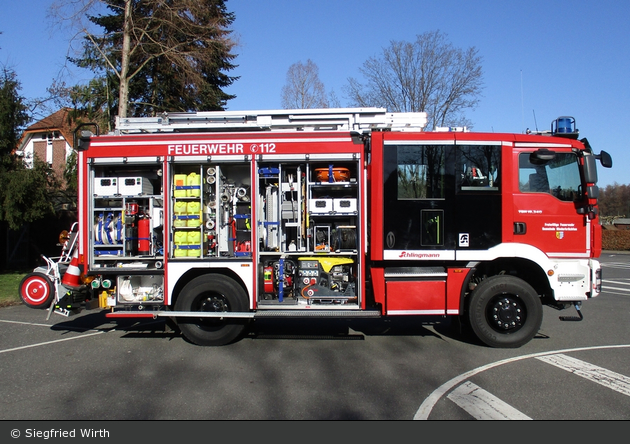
xmin=458 ymin=145 xmax=500 ymax=191
xmin=519 ymin=152 xmax=581 ymax=201
xmin=396 ymin=145 xmax=447 ymax=199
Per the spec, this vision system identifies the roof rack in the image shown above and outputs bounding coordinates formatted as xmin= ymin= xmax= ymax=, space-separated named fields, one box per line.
xmin=114 ymin=108 xmax=427 ymax=134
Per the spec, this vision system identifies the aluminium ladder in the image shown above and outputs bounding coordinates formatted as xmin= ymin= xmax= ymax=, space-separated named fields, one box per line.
xmin=115 ymin=107 xmax=428 ymax=134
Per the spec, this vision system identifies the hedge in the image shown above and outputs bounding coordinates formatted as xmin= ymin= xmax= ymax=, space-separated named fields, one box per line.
xmin=602 ymin=230 xmax=630 ymax=251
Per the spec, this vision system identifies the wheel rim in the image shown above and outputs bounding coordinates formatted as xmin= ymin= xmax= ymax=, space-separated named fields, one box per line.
xmin=21 ymin=276 xmax=51 ymax=306
xmin=192 ymin=291 xmax=231 ymax=331
xmin=486 ymin=293 xmax=526 ymax=333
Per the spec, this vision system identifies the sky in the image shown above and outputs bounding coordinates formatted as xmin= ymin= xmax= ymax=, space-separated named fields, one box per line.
xmin=1 ymin=0 xmax=628 ymax=187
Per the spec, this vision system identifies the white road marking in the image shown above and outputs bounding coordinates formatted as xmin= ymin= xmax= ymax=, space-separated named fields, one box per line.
xmin=536 ymin=354 xmax=630 ymax=396
xmin=0 ymin=331 xmax=105 ymax=354
xmin=0 ymin=319 xmax=56 ymax=328
xmin=602 ymin=286 xmax=630 ymax=292
xmin=604 ymin=290 xmax=630 ymax=296
xmin=415 ymin=344 xmax=630 ymax=420
xmin=0 ymin=317 xmax=167 ymax=355
xmin=601 ymin=263 xmax=630 ymax=269
xmin=0 ymin=318 xmax=106 ymax=333
xmin=603 ymin=280 xmax=630 ymax=285
xmin=447 ymin=381 xmax=532 ymax=420
xmin=600 ymin=279 xmax=630 ymax=295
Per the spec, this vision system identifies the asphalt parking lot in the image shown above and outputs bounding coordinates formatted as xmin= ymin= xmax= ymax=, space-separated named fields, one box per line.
xmin=1 ymin=252 xmax=629 ymax=422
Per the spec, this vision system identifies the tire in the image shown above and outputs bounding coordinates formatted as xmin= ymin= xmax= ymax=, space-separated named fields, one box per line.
xmin=468 ymin=275 xmax=543 ymax=348
xmin=174 ymin=274 xmax=249 ymax=346
xmin=19 ymin=272 xmax=54 ymax=309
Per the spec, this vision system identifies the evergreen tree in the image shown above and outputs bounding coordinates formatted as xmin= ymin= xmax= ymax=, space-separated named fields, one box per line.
xmin=0 ymin=67 xmax=59 ymax=230
xmin=0 ymin=67 xmax=29 ymax=171
xmin=70 ymin=0 xmax=238 ymax=120
xmin=1 ymin=159 xmax=59 ymax=231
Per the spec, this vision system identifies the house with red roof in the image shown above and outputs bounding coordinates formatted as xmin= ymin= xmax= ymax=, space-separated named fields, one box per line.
xmin=16 ymin=108 xmax=75 ymax=180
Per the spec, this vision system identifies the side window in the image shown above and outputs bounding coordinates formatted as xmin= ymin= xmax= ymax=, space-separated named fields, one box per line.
xmin=396 ymin=145 xmax=447 ymax=199
xmin=519 ymin=152 xmax=581 ymax=201
xmin=458 ymin=145 xmax=501 ymax=191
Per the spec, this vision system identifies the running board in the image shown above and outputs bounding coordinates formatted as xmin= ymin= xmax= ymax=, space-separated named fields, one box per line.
xmin=106 ymin=310 xmax=382 ymax=320
xmin=253 ymin=310 xmax=381 ymax=318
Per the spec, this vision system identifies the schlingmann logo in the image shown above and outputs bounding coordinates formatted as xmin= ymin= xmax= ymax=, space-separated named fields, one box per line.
xmin=398 ymin=251 xmax=440 ymax=258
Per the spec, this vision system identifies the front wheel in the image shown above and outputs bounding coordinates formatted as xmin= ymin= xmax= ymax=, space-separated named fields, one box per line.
xmin=175 ymin=274 xmax=249 ymax=346
xmin=19 ymin=272 xmax=54 ymax=309
xmin=467 ymin=275 xmax=542 ymax=348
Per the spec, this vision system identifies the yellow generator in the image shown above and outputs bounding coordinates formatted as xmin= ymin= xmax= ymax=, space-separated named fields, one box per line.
xmin=297 ymin=257 xmax=356 ymax=303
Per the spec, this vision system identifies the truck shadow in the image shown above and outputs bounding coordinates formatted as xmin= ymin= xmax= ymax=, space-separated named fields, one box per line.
xmin=49 ymin=310 xmax=180 ymax=341
xmin=49 ymin=309 xmax=480 ymax=345
xmin=248 ymin=317 xmax=460 ymax=342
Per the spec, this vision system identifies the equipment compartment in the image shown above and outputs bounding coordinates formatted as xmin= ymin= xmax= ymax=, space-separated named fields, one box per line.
xmin=170 ymin=162 xmax=251 ymax=259
xmin=258 ymin=254 xmax=357 ymax=306
xmin=89 ymin=164 xmax=164 ymax=269
xmin=256 ymin=158 xmax=361 ymax=307
xmin=117 ymin=274 xmax=164 ymax=304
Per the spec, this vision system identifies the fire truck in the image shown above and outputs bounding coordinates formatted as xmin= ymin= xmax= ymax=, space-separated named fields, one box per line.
xmin=18 ymin=108 xmax=612 ymax=348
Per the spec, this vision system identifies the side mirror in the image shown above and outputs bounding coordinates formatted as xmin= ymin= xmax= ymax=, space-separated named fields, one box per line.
xmin=583 ymin=154 xmax=598 ymax=184
xmin=586 ymin=185 xmax=599 ymax=199
xmin=597 ymin=150 xmax=613 ymax=168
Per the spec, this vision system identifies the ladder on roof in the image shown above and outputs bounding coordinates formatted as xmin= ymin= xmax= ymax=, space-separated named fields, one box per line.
xmin=115 ymin=107 xmax=427 ymax=134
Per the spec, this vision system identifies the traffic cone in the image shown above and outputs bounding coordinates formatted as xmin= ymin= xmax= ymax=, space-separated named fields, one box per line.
xmin=61 ymin=249 xmax=82 ymax=288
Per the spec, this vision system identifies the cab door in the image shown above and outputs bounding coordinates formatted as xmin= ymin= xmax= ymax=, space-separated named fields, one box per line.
xmin=512 ymin=147 xmax=590 ymax=257
xmin=453 ymin=142 xmax=503 ymax=253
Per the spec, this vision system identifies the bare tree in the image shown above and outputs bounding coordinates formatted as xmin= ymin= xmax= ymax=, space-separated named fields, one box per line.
xmin=328 ymin=89 xmax=341 ymax=108
xmin=281 ymin=60 xmax=328 ymax=109
xmin=345 ymin=30 xmax=483 ymax=130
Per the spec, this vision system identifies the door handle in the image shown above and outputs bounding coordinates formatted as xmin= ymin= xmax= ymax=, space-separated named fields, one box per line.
xmin=514 ymin=222 xmax=527 ymax=235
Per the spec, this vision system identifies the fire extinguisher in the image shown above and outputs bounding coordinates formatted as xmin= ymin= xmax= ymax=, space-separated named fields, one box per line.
xmin=138 ymin=216 xmax=150 ymax=255
xmin=125 ymin=202 xmax=138 ymax=256
xmin=263 ymin=266 xmax=274 ymax=293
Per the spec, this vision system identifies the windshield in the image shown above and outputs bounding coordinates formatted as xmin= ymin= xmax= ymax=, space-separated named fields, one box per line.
xmin=518 ymin=152 xmax=581 ymax=202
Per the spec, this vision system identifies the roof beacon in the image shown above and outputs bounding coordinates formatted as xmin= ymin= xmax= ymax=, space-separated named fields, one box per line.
xmin=551 ymin=116 xmax=578 ymax=139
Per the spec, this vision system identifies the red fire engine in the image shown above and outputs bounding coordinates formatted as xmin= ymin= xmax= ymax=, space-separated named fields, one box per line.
xmin=19 ymin=108 xmax=612 ymax=348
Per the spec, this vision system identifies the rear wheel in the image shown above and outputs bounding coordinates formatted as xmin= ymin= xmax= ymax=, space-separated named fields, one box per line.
xmin=468 ymin=275 xmax=542 ymax=348
xmin=19 ymin=272 xmax=54 ymax=309
xmin=175 ymin=274 xmax=249 ymax=346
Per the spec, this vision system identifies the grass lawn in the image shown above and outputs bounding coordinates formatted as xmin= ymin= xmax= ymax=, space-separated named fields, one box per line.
xmin=0 ymin=271 xmax=28 ymax=307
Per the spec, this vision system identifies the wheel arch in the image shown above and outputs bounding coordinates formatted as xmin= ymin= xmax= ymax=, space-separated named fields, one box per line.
xmin=169 ymin=267 xmax=251 ymax=311
xmin=465 ymin=257 xmax=553 ymax=310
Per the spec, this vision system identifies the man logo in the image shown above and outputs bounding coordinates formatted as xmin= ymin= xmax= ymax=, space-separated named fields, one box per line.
xmin=386 ymin=232 xmax=396 ymax=249
xmin=459 ymin=233 xmax=470 ymax=247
